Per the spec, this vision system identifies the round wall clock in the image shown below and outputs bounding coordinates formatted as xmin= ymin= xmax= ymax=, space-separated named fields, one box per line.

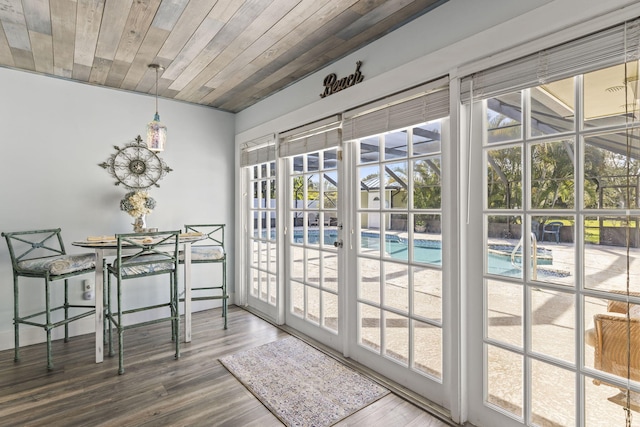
xmin=99 ymin=135 xmax=172 ymax=190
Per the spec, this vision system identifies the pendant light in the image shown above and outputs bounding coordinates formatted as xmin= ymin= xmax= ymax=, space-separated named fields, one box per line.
xmin=146 ymin=64 xmax=167 ymax=152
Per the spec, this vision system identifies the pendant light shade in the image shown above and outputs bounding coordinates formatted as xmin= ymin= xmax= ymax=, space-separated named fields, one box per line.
xmin=146 ymin=64 xmax=166 ymax=152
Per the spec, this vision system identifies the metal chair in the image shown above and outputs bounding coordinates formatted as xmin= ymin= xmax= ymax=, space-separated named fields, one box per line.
xmin=105 ymin=231 xmax=180 ymax=374
xmin=180 ymin=224 xmax=228 ymax=329
xmin=1 ymin=228 xmax=96 ymax=370
xmin=541 ymin=221 xmax=563 ymax=243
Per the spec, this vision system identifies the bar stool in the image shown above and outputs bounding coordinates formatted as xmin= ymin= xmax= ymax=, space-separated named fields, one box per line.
xmin=105 ymin=230 xmax=180 ymax=375
xmin=180 ymin=224 xmax=228 ymax=329
xmin=1 ymin=228 xmax=96 ymax=370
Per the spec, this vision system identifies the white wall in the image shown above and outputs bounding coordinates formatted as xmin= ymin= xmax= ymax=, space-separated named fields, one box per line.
xmin=0 ymin=67 xmax=235 ymax=351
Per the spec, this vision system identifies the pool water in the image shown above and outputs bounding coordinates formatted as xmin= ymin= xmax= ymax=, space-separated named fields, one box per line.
xmin=361 ymin=234 xmax=442 ymax=264
xmin=292 ymin=229 xmax=563 ymax=278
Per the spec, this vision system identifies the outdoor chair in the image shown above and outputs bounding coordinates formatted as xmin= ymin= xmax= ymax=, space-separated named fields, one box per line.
xmin=1 ymin=228 xmax=96 ymax=370
xmin=586 ymin=291 xmax=640 ymax=408
xmin=541 ymin=221 xmax=563 ymax=243
xmin=180 ymin=224 xmax=228 ymax=329
xmin=105 ymin=231 xmax=180 ymax=374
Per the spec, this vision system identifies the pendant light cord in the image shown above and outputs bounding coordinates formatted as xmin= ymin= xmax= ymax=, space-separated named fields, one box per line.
xmin=155 ymin=66 xmax=159 ymax=115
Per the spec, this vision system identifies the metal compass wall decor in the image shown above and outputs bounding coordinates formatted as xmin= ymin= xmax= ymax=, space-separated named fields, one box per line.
xmin=99 ymin=135 xmax=172 ymax=190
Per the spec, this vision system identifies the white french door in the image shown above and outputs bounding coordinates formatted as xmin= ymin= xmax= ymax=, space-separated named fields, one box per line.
xmin=344 ymin=119 xmax=449 ymax=407
xmin=276 ymin=117 xmax=345 ymax=348
xmin=283 ymin=147 xmax=344 ymax=349
xmin=245 ymin=160 xmax=279 ymax=320
xmin=464 ymin=19 xmax=640 ymax=426
xmin=241 ymin=135 xmax=279 ymax=321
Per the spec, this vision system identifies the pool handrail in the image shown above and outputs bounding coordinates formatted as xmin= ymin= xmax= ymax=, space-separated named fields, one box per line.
xmin=510 ymin=232 xmax=538 ymax=281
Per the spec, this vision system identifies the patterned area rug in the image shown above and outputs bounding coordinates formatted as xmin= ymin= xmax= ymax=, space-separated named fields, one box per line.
xmin=219 ymin=336 xmax=389 ymax=427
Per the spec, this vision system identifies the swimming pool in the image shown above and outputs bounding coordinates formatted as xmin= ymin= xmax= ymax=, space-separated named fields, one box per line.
xmin=291 ymin=229 xmax=564 ymax=278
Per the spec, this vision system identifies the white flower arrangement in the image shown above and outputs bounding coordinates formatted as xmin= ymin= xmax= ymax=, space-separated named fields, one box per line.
xmin=120 ymin=191 xmax=156 ymax=218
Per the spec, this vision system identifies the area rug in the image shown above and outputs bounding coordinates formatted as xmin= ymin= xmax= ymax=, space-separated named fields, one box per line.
xmin=219 ymin=336 xmax=389 ymax=427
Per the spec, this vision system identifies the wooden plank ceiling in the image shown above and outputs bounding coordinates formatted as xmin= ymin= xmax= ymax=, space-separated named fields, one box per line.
xmin=0 ymin=0 xmax=445 ymax=113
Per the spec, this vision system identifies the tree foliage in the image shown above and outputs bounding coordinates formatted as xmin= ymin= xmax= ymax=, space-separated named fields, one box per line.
xmin=413 ymin=158 xmax=442 ymax=209
xmin=485 ymin=111 xmax=640 ymax=211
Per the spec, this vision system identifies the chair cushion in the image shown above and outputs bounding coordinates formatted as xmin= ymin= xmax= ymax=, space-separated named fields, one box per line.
xmin=17 ymin=253 xmax=96 ymax=276
xmin=112 ymin=254 xmax=175 ymax=276
xmin=179 ymin=245 xmax=225 ymax=262
xmin=585 ymin=327 xmax=596 ymax=347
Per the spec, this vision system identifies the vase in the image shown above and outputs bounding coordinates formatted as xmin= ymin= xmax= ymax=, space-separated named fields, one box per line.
xmin=133 ymin=214 xmax=146 ymax=233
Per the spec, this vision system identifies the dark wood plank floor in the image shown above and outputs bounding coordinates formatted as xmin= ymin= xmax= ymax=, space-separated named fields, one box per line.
xmin=0 ymin=306 xmax=452 ymax=426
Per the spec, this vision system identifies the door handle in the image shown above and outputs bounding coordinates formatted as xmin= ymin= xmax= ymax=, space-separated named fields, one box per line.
xmin=334 ymin=240 xmax=343 ymax=248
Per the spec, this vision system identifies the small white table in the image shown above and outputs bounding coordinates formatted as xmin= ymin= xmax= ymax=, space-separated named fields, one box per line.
xmin=73 ymin=234 xmax=202 ymax=363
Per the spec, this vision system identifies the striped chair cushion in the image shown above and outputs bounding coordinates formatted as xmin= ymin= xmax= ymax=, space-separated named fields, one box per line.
xmin=17 ymin=253 xmax=96 ymax=276
xmin=179 ymin=245 xmax=224 ymax=262
xmin=112 ymin=254 xmax=176 ymax=276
